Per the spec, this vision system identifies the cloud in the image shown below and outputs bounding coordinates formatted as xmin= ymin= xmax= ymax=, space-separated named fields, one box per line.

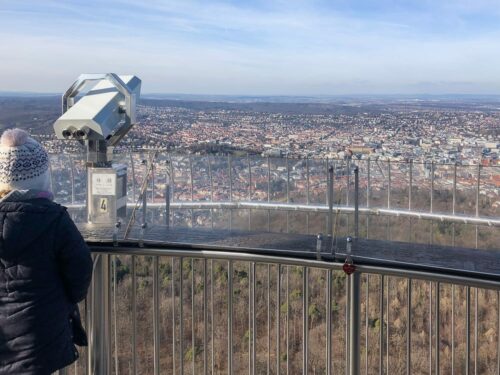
xmin=1 ymin=0 xmax=500 ymax=94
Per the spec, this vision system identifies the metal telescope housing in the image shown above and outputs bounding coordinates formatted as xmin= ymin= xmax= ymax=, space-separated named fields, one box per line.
xmin=53 ymin=73 xmax=141 ymax=224
xmin=53 ymin=73 xmax=141 ymax=164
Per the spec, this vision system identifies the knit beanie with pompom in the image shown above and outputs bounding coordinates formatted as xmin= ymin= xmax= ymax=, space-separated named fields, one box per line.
xmin=0 ymin=129 xmax=51 ymax=192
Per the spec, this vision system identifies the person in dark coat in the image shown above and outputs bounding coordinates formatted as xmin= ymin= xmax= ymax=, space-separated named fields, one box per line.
xmin=0 ymin=129 xmax=93 ymax=375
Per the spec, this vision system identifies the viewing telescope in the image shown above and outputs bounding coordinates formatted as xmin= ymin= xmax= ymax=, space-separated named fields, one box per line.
xmin=53 ymin=73 xmax=141 ymax=224
xmin=53 ymin=73 xmax=141 ymax=164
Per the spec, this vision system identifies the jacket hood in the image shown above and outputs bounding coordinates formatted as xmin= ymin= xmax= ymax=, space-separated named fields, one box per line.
xmin=0 ymin=199 xmax=63 ymax=259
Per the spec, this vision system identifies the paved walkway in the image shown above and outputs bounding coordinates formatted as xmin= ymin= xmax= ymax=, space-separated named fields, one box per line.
xmin=78 ymin=223 xmax=500 ymax=281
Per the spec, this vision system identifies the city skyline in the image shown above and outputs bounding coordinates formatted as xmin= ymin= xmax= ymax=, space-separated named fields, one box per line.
xmin=1 ymin=0 xmax=500 ymax=95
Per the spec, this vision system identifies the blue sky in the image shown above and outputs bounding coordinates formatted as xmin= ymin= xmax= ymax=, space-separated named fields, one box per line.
xmin=1 ymin=0 xmax=500 ymax=95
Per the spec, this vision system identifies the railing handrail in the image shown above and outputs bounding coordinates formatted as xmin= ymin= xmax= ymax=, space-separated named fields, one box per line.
xmin=88 ymin=242 xmax=500 ymax=290
xmin=67 ymin=200 xmax=500 ymax=225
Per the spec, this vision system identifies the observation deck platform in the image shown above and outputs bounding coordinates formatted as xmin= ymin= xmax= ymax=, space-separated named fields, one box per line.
xmin=78 ymin=223 xmax=500 ymax=282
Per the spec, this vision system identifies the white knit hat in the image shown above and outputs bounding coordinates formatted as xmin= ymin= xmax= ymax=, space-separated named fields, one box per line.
xmin=0 ymin=129 xmax=51 ymax=192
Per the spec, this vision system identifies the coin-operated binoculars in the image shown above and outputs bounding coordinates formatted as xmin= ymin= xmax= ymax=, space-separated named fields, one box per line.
xmin=53 ymin=73 xmax=141 ymax=224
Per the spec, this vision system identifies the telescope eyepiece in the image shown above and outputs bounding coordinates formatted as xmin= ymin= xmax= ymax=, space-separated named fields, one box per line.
xmin=61 ymin=129 xmax=72 ymax=138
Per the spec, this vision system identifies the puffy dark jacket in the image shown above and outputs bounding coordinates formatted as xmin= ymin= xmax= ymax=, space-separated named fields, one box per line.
xmin=0 ymin=198 xmax=92 ymax=375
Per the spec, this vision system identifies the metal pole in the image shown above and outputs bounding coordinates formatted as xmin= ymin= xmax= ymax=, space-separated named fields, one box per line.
xmin=409 ymin=160 xmax=413 ymax=211
xmin=387 ymin=159 xmax=391 ymax=209
xmin=228 ymin=260 xmax=233 ymax=375
xmin=407 ymin=278 xmax=412 ymax=375
xmin=466 ymin=286 xmax=470 ymax=375
xmin=349 ymin=270 xmax=361 ymax=375
xmin=431 ymin=161 xmax=435 ymax=213
xmin=132 ymin=256 xmax=137 ymax=375
xmin=88 ymin=254 xmax=112 ymax=375
xmin=452 ymin=163 xmax=457 ymax=215
xmin=130 ymin=153 xmax=137 ymax=203
xmin=306 ymin=158 xmax=310 ymax=205
xmin=435 ymin=282 xmax=440 ymax=375
xmin=172 ymin=258 xmax=176 ymax=375
xmin=286 ymin=266 xmax=290 ymax=375
xmin=192 ymin=259 xmax=195 ymax=375
xmin=303 ymin=267 xmax=309 ymax=375
xmin=379 ymin=275 xmax=384 ymax=375
xmin=354 ymin=166 xmax=359 ymax=239
xmin=189 ymin=156 xmax=194 ymax=227
xmin=180 ymin=257 xmax=184 ymax=375
xmin=153 ymin=256 xmax=160 ymax=375
xmin=326 ymin=269 xmax=332 ymax=375
xmin=267 ymin=264 xmax=271 ymax=375
xmin=268 ymin=157 xmax=271 ymax=232
xmin=277 ymin=265 xmax=281 ymax=375
xmin=252 ymin=263 xmax=256 ymax=375
xmin=452 ymin=285 xmax=455 ymax=375
xmin=474 ymin=288 xmax=478 ymax=375
xmin=367 ymin=159 xmax=371 ymax=208
xmin=204 ymin=259 xmax=208 ymax=375
xmin=328 ymin=166 xmax=334 ymax=237
xmin=69 ymin=155 xmax=76 ymax=204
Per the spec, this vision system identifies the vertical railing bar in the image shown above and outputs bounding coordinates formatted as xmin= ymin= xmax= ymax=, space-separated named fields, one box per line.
xmin=286 ymin=266 xmax=290 ymax=375
xmin=277 ymin=265 xmax=281 ymax=375
xmin=208 ymin=156 xmax=214 ymax=229
xmin=252 ymin=262 xmax=256 ymax=375
xmin=306 ymin=158 xmax=310 ymax=205
xmin=354 ymin=166 xmax=359 ymax=239
xmin=386 ymin=277 xmax=389 ymax=374
xmin=367 ymin=159 xmax=371 ymax=208
xmin=328 ymin=166 xmax=334 ymax=237
xmin=286 ymin=156 xmax=290 ymax=233
xmin=268 ymin=157 xmax=271 ymax=232
xmin=475 ymin=165 xmax=481 ymax=249
xmin=152 ymin=156 xmax=155 ymax=203
xmin=429 ymin=282 xmax=432 ymax=375
xmin=153 ymin=256 xmax=160 ymax=375
xmin=211 ymin=260 xmax=214 ymax=375
xmin=228 ymin=155 xmax=233 ymax=230
xmin=180 ymin=257 xmax=184 ymax=375
xmin=204 ymin=259 xmax=208 ymax=375
xmin=267 ymin=264 xmax=271 ymax=375
xmin=130 ymin=153 xmax=137 ymax=203
xmin=435 ymin=282 xmax=440 ymax=375
xmin=327 ymin=269 xmax=332 ymax=375
xmin=409 ymin=160 xmax=413 ymax=211
xmin=407 ymin=278 xmax=412 ymax=375
xmin=191 ymin=259 xmax=195 ymax=375
xmin=172 ymin=257 xmax=176 ymax=375
xmin=69 ymin=155 xmax=75 ymax=204
xmin=113 ymin=255 xmax=118 ymax=375
xmin=303 ymin=266 xmax=309 ymax=375
xmin=189 ymin=156 xmax=194 ymax=227
xmin=497 ymin=290 xmax=499 ymax=375
xmin=452 ymin=285 xmax=455 ymax=375
xmin=452 ymin=162 xmax=457 ymax=215
xmin=466 ymin=286 xmax=471 ymax=375
xmin=346 ymin=266 xmax=350 ymax=375
xmin=379 ymin=274 xmax=384 ymax=375
xmin=387 ymin=159 xmax=391 ymax=209
xmin=228 ymin=260 xmax=233 ymax=375
xmin=131 ymin=255 xmax=137 ymax=375
xmin=474 ymin=288 xmax=478 ymax=375
xmin=248 ymin=154 xmax=252 ymax=201
xmin=348 ymin=268 xmax=361 ymax=375
xmin=366 ymin=274 xmax=370 ymax=375
xmin=476 ymin=164 xmax=481 ymax=218
xmin=248 ymin=262 xmax=252 ymax=375
xmin=430 ymin=161 xmax=435 ymax=213
xmin=346 ymin=157 xmax=350 ymax=206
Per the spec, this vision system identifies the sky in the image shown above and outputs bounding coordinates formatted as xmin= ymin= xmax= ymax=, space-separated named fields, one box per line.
xmin=1 ymin=0 xmax=500 ymax=95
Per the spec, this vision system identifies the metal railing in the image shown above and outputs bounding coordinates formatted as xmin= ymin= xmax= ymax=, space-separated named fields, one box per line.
xmin=61 ymin=242 xmax=499 ymax=375
xmin=52 ymin=153 xmax=500 ymax=247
